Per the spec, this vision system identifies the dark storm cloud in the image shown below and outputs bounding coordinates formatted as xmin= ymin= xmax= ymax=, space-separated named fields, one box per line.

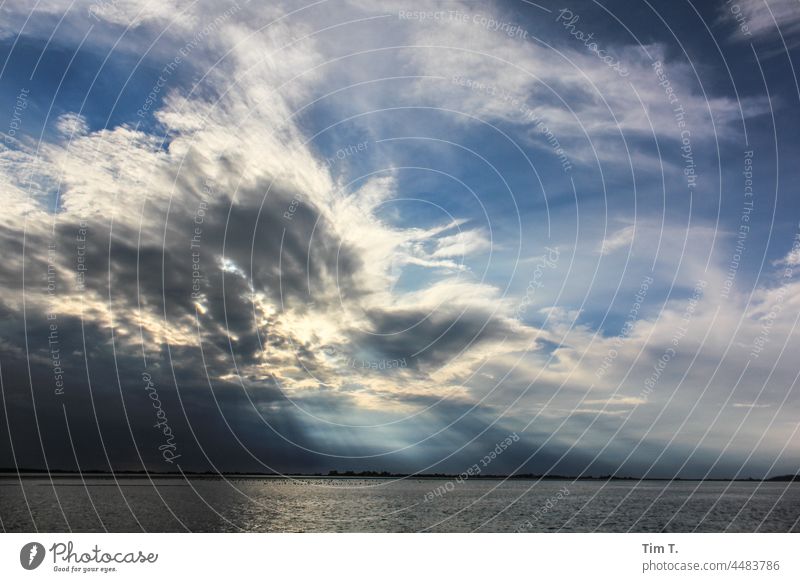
xmin=348 ymin=306 xmax=516 ymax=370
xmin=0 ymin=166 xmax=521 ymax=473
xmin=0 ymin=158 xmax=372 ymax=473
xmin=59 ymin=182 xmax=360 ymax=307
xmin=0 ymin=309 xmax=340 ymax=473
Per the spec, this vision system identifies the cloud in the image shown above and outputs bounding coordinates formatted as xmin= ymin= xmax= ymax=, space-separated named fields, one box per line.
xmin=775 ymin=242 xmax=800 ymax=267
xmin=722 ymin=0 xmax=800 ymax=42
xmin=431 ymin=229 xmax=491 ymax=258
xmin=55 ymin=113 xmax=89 ymax=137
xmin=391 ymin=4 xmax=769 ymax=170
xmin=598 ymin=224 xmax=635 ymax=256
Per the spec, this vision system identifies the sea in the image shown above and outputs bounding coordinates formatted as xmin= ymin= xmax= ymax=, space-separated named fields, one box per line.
xmin=1 ymin=476 xmax=798 ymax=532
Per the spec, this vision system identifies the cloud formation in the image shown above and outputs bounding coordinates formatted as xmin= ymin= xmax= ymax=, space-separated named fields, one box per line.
xmin=0 ymin=0 xmax=798 ymax=481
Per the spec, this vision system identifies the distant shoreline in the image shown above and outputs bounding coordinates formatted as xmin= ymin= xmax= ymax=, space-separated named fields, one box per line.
xmin=1 ymin=469 xmax=798 ymax=482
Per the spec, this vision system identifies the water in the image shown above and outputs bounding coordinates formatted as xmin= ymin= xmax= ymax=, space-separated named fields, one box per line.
xmin=1 ymin=477 xmax=798 ymax=532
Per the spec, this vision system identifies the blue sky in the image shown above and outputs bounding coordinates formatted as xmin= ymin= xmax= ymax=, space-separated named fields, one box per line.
xmin=1 ymin=0 xmax=799 ymax=479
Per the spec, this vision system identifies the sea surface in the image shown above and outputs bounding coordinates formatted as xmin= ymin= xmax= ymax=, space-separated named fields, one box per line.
xmin=1 ymin=477 xmax=798 ymax=532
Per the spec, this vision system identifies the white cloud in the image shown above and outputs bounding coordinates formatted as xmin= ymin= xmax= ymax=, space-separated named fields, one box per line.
xmin=431 ymin=229 xmax=491 ymax=258
xmin=723 ymin=0 xmax=800 ymax=41
xmin=598 ymin=224 xmax=635 ymax=256
xmin=55 ymin=113 xmax=89 ymax=137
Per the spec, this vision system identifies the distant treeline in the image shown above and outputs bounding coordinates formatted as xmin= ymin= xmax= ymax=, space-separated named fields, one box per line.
xmin=2 ymin=468 xmax=799 ymax=482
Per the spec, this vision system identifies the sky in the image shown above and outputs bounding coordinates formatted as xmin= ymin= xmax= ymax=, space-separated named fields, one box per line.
xmin=0 ymin=0 xmax=799 ymax=479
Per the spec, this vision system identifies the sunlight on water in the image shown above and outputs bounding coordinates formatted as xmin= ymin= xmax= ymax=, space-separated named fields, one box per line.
xmin=2 ymin=478 xmax=798 ymax=533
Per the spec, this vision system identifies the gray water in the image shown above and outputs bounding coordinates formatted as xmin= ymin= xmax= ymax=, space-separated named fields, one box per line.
xmin=1 ymin=477 xmax=798 ymax=532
